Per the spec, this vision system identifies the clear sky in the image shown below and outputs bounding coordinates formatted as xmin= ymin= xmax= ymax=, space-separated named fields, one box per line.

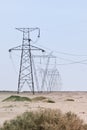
xmin=0 ymin=0 xmax=87 ymax=91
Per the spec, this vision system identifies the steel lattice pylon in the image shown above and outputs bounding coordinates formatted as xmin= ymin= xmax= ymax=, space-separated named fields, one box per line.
xmin=9 ymin=28 xmax=45 ymax=94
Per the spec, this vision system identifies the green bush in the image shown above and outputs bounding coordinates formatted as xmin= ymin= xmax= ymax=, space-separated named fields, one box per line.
xmin=0 ymin=109 xmax=87 ymax=130
xmin=2 ymin=95 xmax=31 ymax=102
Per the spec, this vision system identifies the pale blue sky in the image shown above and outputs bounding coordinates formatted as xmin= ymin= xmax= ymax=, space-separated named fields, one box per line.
xmin=0 ymin=0 xmax=87 ymax=91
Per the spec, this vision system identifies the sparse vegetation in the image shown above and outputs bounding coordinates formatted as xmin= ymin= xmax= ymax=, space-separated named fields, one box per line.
xmin=2 ymin=95 xmax=55 ymax=103
xmin=2 ymin=95 xmax=48 ymax=102
xmin=65 ymin=98 xmax=75 ymax=101
xmin=32 ymin=96 xmax=47 ymax=101
xmin=0 ymin=109 xmax=87 ymax=130
xmin=46 ymin=99 xmax=55 ymax=103
xmin=2 ymin=95 xmax=31 ymax=102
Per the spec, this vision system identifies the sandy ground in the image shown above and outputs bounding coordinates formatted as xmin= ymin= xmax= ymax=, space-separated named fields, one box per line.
xmin=0 ymin=91 xmax=87 ymax=126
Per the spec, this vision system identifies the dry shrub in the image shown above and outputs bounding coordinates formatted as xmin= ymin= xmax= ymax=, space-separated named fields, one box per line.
xmin=46 ymin=99 xmax=55 ymax=103
xmin=0 ymin=109 xmax=87 ymax=130
xmin=65 ymin=99 xmax=74 ymax=101
xmin=32 ymin=96 xmax=47 ymax=101
xmin=3 ymin=95 xmax=31 ymax=102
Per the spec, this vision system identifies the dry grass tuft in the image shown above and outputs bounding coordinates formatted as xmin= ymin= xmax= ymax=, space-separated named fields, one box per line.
xmin=32 ymin=96 xmax=47 ymax=101
xmin=0 ymin=109 xmax=87 ymax=130
xmin=65 ymin=98 xmax=75 ymax=101
xmin=45 ymin=99 xmax=55 ymax=103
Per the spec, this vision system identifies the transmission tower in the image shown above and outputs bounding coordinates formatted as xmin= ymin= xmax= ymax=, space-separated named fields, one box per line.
xmin=9 ymin=28 xmax=45 ymax=94
xmin=39 ymin=54 xmax=61 ymax=92
xmin=46 ymin=68 xmax=62 ymax=92
xmin=32 ymin=53 xmax=61 ymax=92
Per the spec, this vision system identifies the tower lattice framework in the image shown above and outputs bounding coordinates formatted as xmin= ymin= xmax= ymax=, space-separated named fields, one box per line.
xmin=9 ymin=28 xmax=45 ymax=94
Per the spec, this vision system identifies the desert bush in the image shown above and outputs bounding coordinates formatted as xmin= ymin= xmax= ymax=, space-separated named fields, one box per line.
xmin=0 ymin=109 xmax=87 ymax=130
xmin=32 ymin=96 xmax=47 ymax=101
xmin=46 ymin=99 xmax=55 ymax=103
xmin=3 ymin=95 xmax=54 ymax=103
xmin=65 ymin=98 xmax=74 ymax=101
xmin=2 ymin=95 xmax=31 ymax=102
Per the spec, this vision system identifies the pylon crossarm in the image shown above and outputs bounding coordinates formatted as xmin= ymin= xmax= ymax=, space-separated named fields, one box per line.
xmin=9 ymin=45 xmax=45 ymax=52
xmin=9 ymin=45 xmax=22 ymax=52
xmin=31 ymin=45 xmax=45 ymax=52
xmin=16 ymin=28 xmax=40 ymax=33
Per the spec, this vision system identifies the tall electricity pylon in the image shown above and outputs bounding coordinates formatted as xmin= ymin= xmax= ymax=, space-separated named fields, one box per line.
xmin=9 ymin=28 xmax=45 ymax=94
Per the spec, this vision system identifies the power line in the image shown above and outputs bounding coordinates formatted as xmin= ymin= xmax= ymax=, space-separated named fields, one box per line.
xmin=33 ymin=43 xmax=87 ymax=57
xmin=55 ymin=59 xmax=87 ymax=66
xmin=9 ymin=53 xmax=18 ymax=74
xmin=10 ymin=48 xmax=87 ymax=67
xmin=55 ymin=56 xmax=87 ymax=65
xmin=54 ymin=50 xmax=87 ymax=57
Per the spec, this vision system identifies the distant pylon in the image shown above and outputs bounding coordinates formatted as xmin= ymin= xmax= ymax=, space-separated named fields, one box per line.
xmin=9 ymin=28 xmax=45 ymax=94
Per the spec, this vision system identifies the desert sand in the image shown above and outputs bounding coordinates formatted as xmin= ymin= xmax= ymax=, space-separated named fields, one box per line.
xmin=0 ymin=91 xmax=87 ymax=126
